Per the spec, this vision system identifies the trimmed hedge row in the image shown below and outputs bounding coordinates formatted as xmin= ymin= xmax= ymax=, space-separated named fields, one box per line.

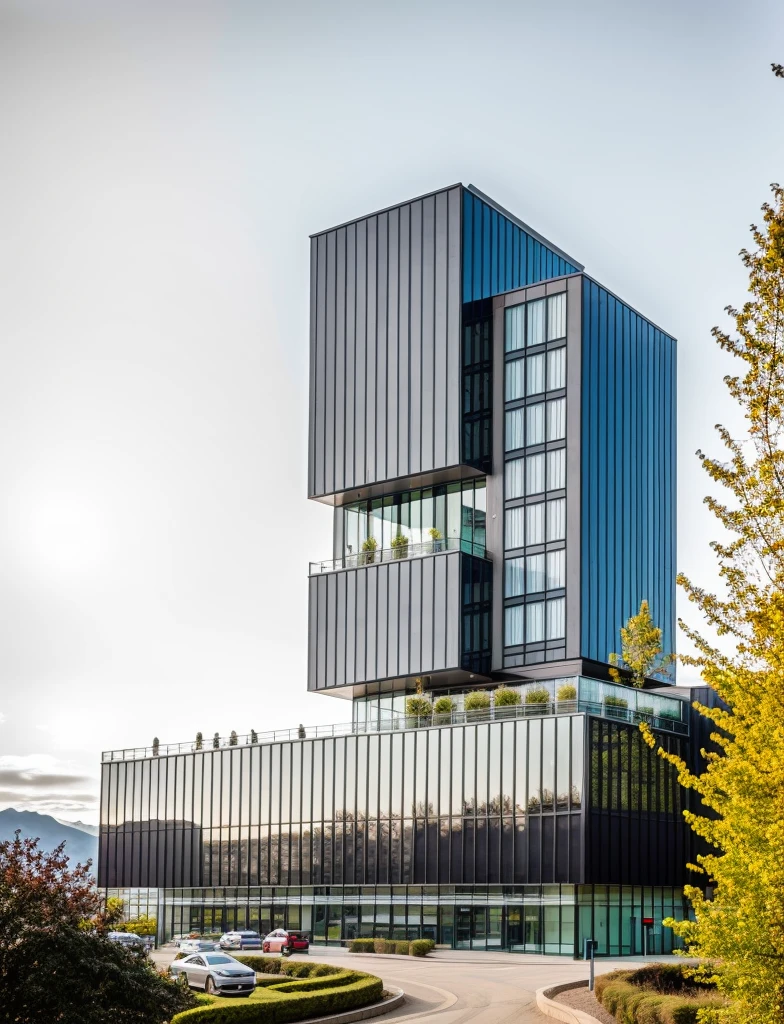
xmin=348 ymin=937 xmax=435 ymax=957
xmin=595 ymin=965 xmax=724 ymax=1024
xmin=170 ymin=964 xmax=383 ymax=1024
xmin=233 ymin=957 xmax=340 ymax=977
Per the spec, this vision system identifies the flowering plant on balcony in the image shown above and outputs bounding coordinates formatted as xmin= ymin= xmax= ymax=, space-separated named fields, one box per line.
xmin=390 ymin=532 xmax=409 ymax=559
xmin=428 ymin=527 xmax=443 ymax=552
xmin=556 ymin=683 xmax=577 ymax=701
xmin=361 ymin=536 xmax=378 ymax=564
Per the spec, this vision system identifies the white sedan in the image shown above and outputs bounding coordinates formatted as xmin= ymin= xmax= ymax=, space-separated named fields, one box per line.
xmin=170 ymin=952 xmax=257 ymax=996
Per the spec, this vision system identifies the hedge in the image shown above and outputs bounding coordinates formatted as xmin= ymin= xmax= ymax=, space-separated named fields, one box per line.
xmin=347 ymin=939 xmax=375 ymax=953
xmin=410 ymin=939 xmax=435 ymax=957
xmin=595 ymin=966 xmax=724 ymax=1024
xmin=348 ymin=937 xmax=435 ymax=956
xmin=170 ymin=967 xmax=383 ymax=1024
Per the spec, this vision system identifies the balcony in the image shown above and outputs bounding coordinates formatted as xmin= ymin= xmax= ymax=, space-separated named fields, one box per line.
xmin=101 ymin=682 xmax=687 ymax=762
xmin=309 ymin=536 xmax=485 ymax=574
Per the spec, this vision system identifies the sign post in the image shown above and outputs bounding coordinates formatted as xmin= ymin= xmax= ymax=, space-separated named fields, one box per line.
xmin=584 ymin=938 xmax=598 ymax=990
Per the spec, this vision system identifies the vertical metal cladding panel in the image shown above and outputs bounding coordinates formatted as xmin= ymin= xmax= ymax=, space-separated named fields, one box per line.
xmin=308 ymin=187 xmax=463 ymax=500
xmin=307 ymin=552 xmax=468 ymax=690
xmin=580 ymin=279 xmax=676 ymax=668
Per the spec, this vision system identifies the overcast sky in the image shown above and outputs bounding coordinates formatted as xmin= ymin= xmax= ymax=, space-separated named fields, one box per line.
xmin=1 ymin=0 xmax=782 ymax=824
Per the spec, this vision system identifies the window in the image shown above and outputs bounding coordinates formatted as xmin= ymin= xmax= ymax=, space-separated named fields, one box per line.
xmin=505 ymin=409 xmax=525 ymax=451
xmin=548 ymin=292 xmax=566 ymax=340
xmin=547 ymin=448 xmax=566 ymax=490
xmin=526 ymin=453 xmax=545 ymax=495
xmin=527 ymin=299 xmax=545 ymax=347
xmin=527 ymin=354 xmax=545 ymax=395
xmin=547 ymin=597 xmax=565 ymax=640
xmin=526 ymin=503 xmax=545 ymax=546
xmin=505 ymin=606 xmax=524 ymax=646
xmin=547 ymin=347 xmax=566 ymax=390
xmin=505 ymin=359 xmax=525 ymax=401
xmin=547 ymin=398 xmax=566 ymax=441
xmin=505 ymin=507 xmax=525 ymax=549
xmin=526 ymin=602 xmax=545 ymax=643
xmin=526 ymin=403 xmax=544 ymax=446
xmin=526 ymin=553 xmax=545 ymax=594
xmin=547 ymin=498 xmax=566 ymax=541
xmin=505 ymin=459 xmax=525 ymax=499
xmin=505 ymin=557 xmax=525 ymax=598
xmin=505 ymin=305 xmax=525 ymax=352
xmin=546 ymin=549 xmax=565 ymax=589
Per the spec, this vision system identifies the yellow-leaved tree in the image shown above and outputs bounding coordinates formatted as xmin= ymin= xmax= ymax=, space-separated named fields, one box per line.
xmin=609 ymin=599 xmax=673 ymax=688
xmin=642 ymin=174 xmax=784 ymax=1020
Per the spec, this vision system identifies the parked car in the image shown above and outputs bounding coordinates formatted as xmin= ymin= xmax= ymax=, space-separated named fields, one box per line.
xmin=219 ymin=930 xmax=262 ymax=950
xmin=262 ymin=929 xmax=309 ymax=954
xmin=107 ymin=932 xmax=146 ymax=951
xmin=178 ymin=938 xmax=219 ymax=954
xmin=170 ymin=952 xmax=256 ymax=996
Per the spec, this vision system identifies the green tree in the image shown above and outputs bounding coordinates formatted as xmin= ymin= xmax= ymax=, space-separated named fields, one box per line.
xmin=0 ymin=832 xmax=194 ymax=1023
xmin=609 ymin=599 xmax=673 ymax=688
xmin=642 ymin=176 xmax=784 ymax=1023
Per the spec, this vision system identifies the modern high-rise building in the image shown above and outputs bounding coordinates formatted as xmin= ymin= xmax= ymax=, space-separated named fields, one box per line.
xmin=100 ymin=184 xmax=700 ymax=957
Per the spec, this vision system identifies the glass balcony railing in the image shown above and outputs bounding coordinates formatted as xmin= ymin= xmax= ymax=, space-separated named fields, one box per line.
xmin=309 ymin=536 xmax=487 ymax=574
xmin=102 ymin=682 xmax=687 ymax=761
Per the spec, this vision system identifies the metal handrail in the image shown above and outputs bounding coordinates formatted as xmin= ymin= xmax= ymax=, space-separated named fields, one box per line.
xmin=101 ymin=698 xmax=686 ymax=762
xmin=309 ymin=537 xmax=486 ymax=575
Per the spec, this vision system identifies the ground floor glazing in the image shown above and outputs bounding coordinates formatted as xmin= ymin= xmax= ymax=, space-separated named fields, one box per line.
xmin=144 ymin=884 xmax=687 ymax=957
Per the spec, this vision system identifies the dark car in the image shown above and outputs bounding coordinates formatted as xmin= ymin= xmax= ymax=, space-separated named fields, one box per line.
xmin=262 ymin=929 xmax=309 ymax=954
xmin=218 ymin=930 xmax=262 ymax=951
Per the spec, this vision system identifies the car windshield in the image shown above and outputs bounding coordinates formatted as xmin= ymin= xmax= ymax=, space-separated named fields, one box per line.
xmin=205 ymin=955 xmax=233 ymax=964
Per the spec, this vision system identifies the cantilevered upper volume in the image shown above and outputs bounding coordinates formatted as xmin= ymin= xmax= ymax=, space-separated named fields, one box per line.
xmin=307 ymin=184 xmax=582 ymax=505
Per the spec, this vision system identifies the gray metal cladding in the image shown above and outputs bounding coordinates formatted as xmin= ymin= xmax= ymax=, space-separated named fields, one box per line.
xmin=308 ymin=186 xmax=462 ymax=500
xmin=307 ymin=552 xmax=462 ymax=690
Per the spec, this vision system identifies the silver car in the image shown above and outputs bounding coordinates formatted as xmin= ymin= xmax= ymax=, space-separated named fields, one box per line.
xmin=170 ymin=952 xmax=257 ymax=997
xmin=178 ymin=939 xmax=218 ymax=954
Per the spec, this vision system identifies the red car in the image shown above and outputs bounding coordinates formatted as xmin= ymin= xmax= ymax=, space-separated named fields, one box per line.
xmin=262 ymin=929 xmax=309 ymax=954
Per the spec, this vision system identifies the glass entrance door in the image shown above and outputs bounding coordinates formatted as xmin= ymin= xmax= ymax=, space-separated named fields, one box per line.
xmin=456 ymin=908 xmax=472 ymax=949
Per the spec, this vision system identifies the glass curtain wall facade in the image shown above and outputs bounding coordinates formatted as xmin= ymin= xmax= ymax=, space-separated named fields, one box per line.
xmin=503 ymin=292 xmax=568 ymax=662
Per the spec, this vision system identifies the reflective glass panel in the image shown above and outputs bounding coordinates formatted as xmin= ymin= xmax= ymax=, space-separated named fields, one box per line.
xmin=505 ymin=459 xmax=525 ymax=500
xmin=505 ymin=507 xmax=525 ymax=549
xmin=547 ymin=398 xmax=566 ymax=441
xmin=547 ymin=292 xmax=566 ymax=340
xmin=546 ymin=549 xmax=565 ymax=589
xmin=505 ymin=557 xmax=525 ymax=598
xmin=547 ymin=597 xmax=566 ymax=639
xmin=547 ymin=498 xmax=566 ymax=542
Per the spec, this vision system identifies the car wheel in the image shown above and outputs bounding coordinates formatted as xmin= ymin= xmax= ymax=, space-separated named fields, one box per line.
xmin=205 ymin=977 xmax=216 ymax=995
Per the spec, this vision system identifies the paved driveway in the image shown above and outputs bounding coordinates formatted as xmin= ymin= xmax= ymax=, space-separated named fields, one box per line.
xmin=151 ymin=946 xmax=673 ymax=1024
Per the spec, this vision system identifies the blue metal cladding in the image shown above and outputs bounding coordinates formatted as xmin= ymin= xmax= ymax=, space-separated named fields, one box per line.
xmin=462 ymin=190 xmax=580 ymax=301
xmin=580 ymin=278 xmax=676 ymax=670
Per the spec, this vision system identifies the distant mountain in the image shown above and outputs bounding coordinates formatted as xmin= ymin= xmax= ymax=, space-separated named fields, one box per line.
xmin=0 ymin=808 xmax=99 ymax=868
xmin=55 ymin=817 xmax=100 ymax=837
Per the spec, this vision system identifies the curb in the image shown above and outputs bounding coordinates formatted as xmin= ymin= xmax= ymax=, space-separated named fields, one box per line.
xmin=535 ymin=981 xmax=605 ymax=1024
xmin=300 ymin=987 xmax=405 ymax=1024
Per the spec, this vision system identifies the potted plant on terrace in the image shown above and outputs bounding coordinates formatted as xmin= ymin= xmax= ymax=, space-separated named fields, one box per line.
xmin=433 ymin=695 xmax=456 ymax=721
xmin=405 ymin=695 xmax=432 ymax=726
xmin=195 ymin=731 xmax=203 ymax=751
xmin=428 ymin=527 xmax=444 ymax=553
xmin=604 ymin=694 xmax=629 ymax=719
xmin=390 ymin=532 xmax=409 ymax=559
xmin=493 ymin=686 xmax=522 ymax=719
xmin=556 ymin=683 xmax=577 ymax=702
xmin=463 ymin=690 xmax=491 ymax=716
xmin=524 ymin=686 xmax=551 ymax=709
xmin=361 ymin=536 xmax=378 ymax=565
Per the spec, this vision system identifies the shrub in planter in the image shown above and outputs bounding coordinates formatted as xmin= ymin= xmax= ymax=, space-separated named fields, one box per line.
xmin=604 ymin=695 xmax=629 ymax=708
xmin=494 ymin=686 xmax=521 ymax=706
xmin=390 ymin=533 xmax=409 ymax=559
xmin=361 ymin=536 xmax=378 ymax=564
xmin=394 ymin=940 xmax=411 ymax=955
xmin=525 ymin=687 xmax=551 ymax=704
xmin=594 ymin=966 xmax=723 ymax=1024
xmin=372 ymin=938 xmax=396 ymax=954
xmin=428 ymin=527 xmax=444 ymax=552
xmin=638 ymin=705 xmax=654 ymax=717
xmin=405 ymin=696 xmax=432 ymax=719
xmin=348 ymin=938 xmax=376 ymax=953
xmin=556 ymin=683 xmax=577 ymax=701
xmin=463 ymin=690 xmax=491 ymax=712
xmin=410 ymin=939 xmax=435 ymax=957
xmin=433 ymin=695 xmax=456 ymax=715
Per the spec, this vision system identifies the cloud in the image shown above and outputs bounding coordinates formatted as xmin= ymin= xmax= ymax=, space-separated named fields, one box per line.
xmin=0 ymin=755 xmax=99 ymax=817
